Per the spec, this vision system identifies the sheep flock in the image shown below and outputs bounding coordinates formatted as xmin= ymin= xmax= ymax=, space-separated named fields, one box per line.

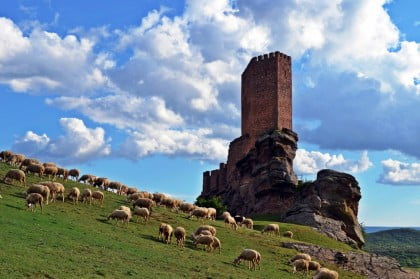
xmin=0 ymin=149 xmax=343 ymax=277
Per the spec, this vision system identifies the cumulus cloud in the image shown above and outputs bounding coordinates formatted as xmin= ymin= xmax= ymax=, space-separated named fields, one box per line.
xmin=378 ymin=159 xmax=420 ymax=185
xmin=13 ymin=118 xmax=111 ymax=164
xmin=0 ymin=17 xmax=113 ymax=95
xmin=294 ymin=149 xmax=373 ymax=175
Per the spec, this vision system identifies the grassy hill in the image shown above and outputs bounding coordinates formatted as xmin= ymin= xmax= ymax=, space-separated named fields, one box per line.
xmin=364 ymin=228 xmax=420 ymax=268
xmin=0 ymin=161 xmax=364 ymax=279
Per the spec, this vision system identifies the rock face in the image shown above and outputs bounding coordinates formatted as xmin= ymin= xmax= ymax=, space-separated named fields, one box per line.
xmin=282 ymin=242 xmax=420 ymax=279
xmin=283 ymin=169 xmax=365 ymax=248
xmin=200 ymin=129 xmax=365 ymax=248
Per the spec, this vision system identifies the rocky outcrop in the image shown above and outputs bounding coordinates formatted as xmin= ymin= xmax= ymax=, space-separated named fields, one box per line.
xmin=282 ymin=242 xmax=420 ymax=279
xmin=283 ymin=169 xmax=365 ymax=248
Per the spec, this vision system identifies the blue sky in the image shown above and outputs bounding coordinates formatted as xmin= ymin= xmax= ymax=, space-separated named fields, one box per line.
xmin=0 ymin=0 xmax=419 ymax=226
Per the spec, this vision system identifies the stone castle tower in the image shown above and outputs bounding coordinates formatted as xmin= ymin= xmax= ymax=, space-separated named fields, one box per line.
xmin=200 ymin=51 xmax=298 ymax=213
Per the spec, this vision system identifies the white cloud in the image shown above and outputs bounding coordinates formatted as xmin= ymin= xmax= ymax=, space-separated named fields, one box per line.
xmin=294 ymin=149 xmax=373 ymax=175
xmin=378 ymin=159 xmax=420 ymax=185
xmin=13 ymin=118 xmax=111 ymax=164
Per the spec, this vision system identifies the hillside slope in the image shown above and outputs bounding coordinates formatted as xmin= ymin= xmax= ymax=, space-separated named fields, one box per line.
xmin=0 ymin=162 xmax=363 ymax=279
xmin=364 ymin=228 xmax=420 ymax=268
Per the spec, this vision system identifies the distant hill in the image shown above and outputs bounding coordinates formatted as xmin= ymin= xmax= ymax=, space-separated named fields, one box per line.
xmin=364 ymin=228 xmax=420 ymax=268
xmin=365 ymin=226 xmax=420 ymax=233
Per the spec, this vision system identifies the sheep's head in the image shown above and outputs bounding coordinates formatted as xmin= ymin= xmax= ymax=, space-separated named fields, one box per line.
xmin=233 ymin=257 xmax=241 ymax=265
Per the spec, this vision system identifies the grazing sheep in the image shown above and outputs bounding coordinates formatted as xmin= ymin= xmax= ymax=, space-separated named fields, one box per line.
xmin=67 ymin=187 xmax=80 ymax=204
xmin=160 ymin=224 xmax=173 ymax=244
xmin=283 ymin=231 xmax=294 ymax=238
xmin=92 ymin=191 xmax=104 ymax=206
xmin=224 ymin=215 xmax=238 ymax=230
xmin=26 ymin=193 xmax=43 ymax=213
xmin=158 ymin=223 xmax=167 ymax=240
xmin=179 ymin=202 xmax=195 ymax=214
xmin=78 ymin=174 xmax=95 ymax=184
xmin=107 ymin=209 xmax=131 ymax=226
xmin=193 ymin=235 xmax=215 ymax=252
xmin=118 ymin=205 xmax=131 ymax=214
xmin=174 ymin=227 xmax=186 ymax=248
xmin=93 ymin=177 xmax=110 ymax=190
xmin=38 ymin=181 xmax=65 ymax=202
xmin=19 ymin=158 xmax=40 ymax=170
xmin=161 ymin=197 xmax=178 ymax=211
xmin=56 ymin=167 xmax=69 ymax=181
xmin=309 ymin=261 xmax=321 ymax=271
xmin=261 ymin=224 xmax=280 ymax=236
xmin=233 ymin=249 xmax=261 ymax=271
xmin=140 ymin=191 xmax=153 ymax=200
xmin=127 ymin=192 xmax=144 ymax=202
xmin=119 ymin=185 xmax=128 ymax=195
xmin=152 ymin=192 xmax=167 ymax=205
xmin=126 ymin=187 xmax=138 ymax=195
xmin=210 ymin=236 xmax=221 ymax=254
xmin=292 ymin=259 xmax=309 ymax=275
xmin=25 ymin=164 xmax=45 ymax=177
xmin=43 ymin=162 xmax=56 ymax=168
xmin=234 ymin=215 xmax=245 ymax=225
xmin=133 ymin=207 xmax=150 ymax=223
xmin=3 ymin=169 xmax=26 ymax=186
xmin=290 ymin=253 xmax=312 ymax=263
xmin=81 ymin=188 xmax=92 ymax=205
xmin=108 ymin=181 xmax=122 ymax=193
xmin=242 ymin=218 xmax=254 ymax=229
xmin=194 ymin=225 xmax=217 ymax=236
xmin=44 ymin=166 xmax=58 ymax=180
xmin=190 ymin=229 xmax=213 ymax=240
xmin=222 ymin=211 xmax=231 ymax=219
xmin=132 ymin=198 xmax=155 ymax=211
xmin=0 ymin=150 xmax=13 ymax=161
xmin=26 ymin=184 xmax=50 ymax=205
xmin=7 ymin=154 xmax=25 ymax=166
xmin=189 ymin=207 xmax=209 ymax=221
xmin=206 ymin=207 xmax=217 ymax=220
xmin=312 ymin=267 xmax=339 ymax=279
xmin=68 ymin=169 xmax=80 ymax=181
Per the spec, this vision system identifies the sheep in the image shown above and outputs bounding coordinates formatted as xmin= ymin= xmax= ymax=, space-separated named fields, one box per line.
xmin=193 ymin=235 xmax=215 ymax=252
xmin=224 ymin=215 xmax=238 ymax=230
xmin=26 ymin=193 xmax=43 ymax=213
xmin=0 ymin=150 xmax=13 ymax=161
xmin=108 ymin=181 xmax=122 ymax=194
xmin=189 ymin=207 xmax=208 ymax=221
xmin=132 ymin=198 xmax=155 ymax=211
xmin=234 ymin=215 xmax=245 ymax=225
xmin=67 ymin=187 xmax=80 ymax=204
xmin=158 ymin=223 xmax=167 ymax=240
xmin=242 ymin=218 xmax=254 ymax=229
xmin=292 ymin=259 xmax=309 ymax=275
xmin=92 ymin=191 xmax=104 ymax=206
xmin=132 ymin=207 xmax=150 ymax=223
xmin=7 ymin=153 xmax=25 ymax=166
xmin=233 ymin=249 xmax=261 ymax=271
xmin=161 ymin=197 xmax=178 ymax=211
xmin=3 ymin=169 xmax=26 ymax=186
xmin=120 ymin=185 xmax=128 ymax=195
xmin=222 ymin=211 xmax=231 ymax=219
xmin=210 ymin=236 xmax=221 ymax=254
xmin=107 ymin=209 xmax=131 ymax=226
xmin=194 ymin=225 xmax=217 ymax=237
xmin=160 ymin=223 xmax=173 ymax=244
xmin=26 ymin=184 xmax=50 ymax=205
xmin=261 ymin=224 xmax=280 ymax=236
xmin=126 ymin=187 xmax=138 ymax=195
xmin=179 ymin=202 xmax=195 ymax=214
xmin=38 ymin=181 xmax=65 ymax=202
xmin=283 ymin=230 xmax=294 ymax=238
xmin=43 ymin=166 xmax=58 ymax=180
xmin=309 ymin=261 xmax=321 ymax=271
xmin=290 ymin=253 xmax=312 ymax=263
xmin=127 ymin=192 xmax=144 ymax=202
xmin=78 ymin=174 xmax=95 ymax=184
xmin=152 ymin=192 xmax=167 ymax=204
xmin=25 ymin=164 xmax=44 ymax=177
xmin=81 ymin=188 xmax=92 ymax=205
xmin=190 ymin=229 xmax=213 ymax=241
xmin=19 ymin=158 xmax=40 ymax=170
xmin=93 ymin=177 xmax=110 ymax=190
xmin=206 ymin=207 xmax=217 ymax=220
xmin=174 ymin=226 xmax=186 ymax=248
xmin=56 ymin=167 xmax=69 ymax=181
xmin=43 ymin=162 xmax=56 ymax=168
xmin=68 ymin=169 xmax=80 ymax=181
xmin=312 ymin=267 xmax=339 ymax=279
xmin=118 ymin=205 xmax=131 ymax=214
xmin=140 ymin=191 xmax=154 ymax=200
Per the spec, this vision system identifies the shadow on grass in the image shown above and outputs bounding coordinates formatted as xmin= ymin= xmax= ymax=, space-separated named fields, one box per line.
xmin=5 ymin=204 xmax=23 ymax=210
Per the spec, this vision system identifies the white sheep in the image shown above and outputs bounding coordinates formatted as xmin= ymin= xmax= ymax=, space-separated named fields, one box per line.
xmin=193 ymin=235 xmax=215 ymax=252
xmin=26 ymin=193 xmax=43 ymax=213
xmin=118 ymin=205 xmax=132 ymax=215
xmin=242 ymin=218 xmax=253 ymax=229
xmin=132 ymin=198 xmax=155 ymax=211
xmin=222 ymin=211 xmax=231 ymax=219
xmin=233 ymin=249 xmax=261 ymax=271
xmin=261 ymin=224 xmax=280 ymax=236
xmin=107 ymin=209 xmax=131 ymax=226
xmin=189 ymin=207 xmax=208 ymax=221
xmin=81 ymin=188 xmax=92 ymax=205
xmin=292 ymin=259 xmax=309 ymax=275
xmin=210 ymin=236 xmax=221 ymax=254
xmin=92 ymin=191 xmax=104 ymax=206
xmin=194 ymin=225 xmax=217 ymax=237
xmin=190 ymin=230 xmax=213 ymax=240
xmin=133 ymin=207 xmax=150 ymax=223
xmin=3 ymin=169 xmax=26 ymax=186
xmin=312 ymin=267 xmax=339 ymax=279
xmin=174 ymin=226 xmax=186 ymax=248
xmin=67 ymin=187 xmax=80 ymax=205
xmin=26 ymin=184 xmax=50 ymax=205
xmin=290 ymin=253 xmax=312 ymax=262
xmin=179 ymin=202 xmax=195 ymax=214
xmin=43 ymin=166 xmax=58 ymax=180
xmin=283 ymin=230 xmax=294 ymax=238
xmin=224 ymin=215 xmax=238 ymax=230
xmin=159 ymin=223 xmax=173 ymax=244
xmin=206 ymin=207 xmax=217 ymax=220
xmin=39 ymin=181 xmax=65 ymax=202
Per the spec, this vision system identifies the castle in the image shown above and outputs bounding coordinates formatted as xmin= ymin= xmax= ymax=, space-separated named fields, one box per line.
xmin=202 ymin=51 xmax=296 ymax=200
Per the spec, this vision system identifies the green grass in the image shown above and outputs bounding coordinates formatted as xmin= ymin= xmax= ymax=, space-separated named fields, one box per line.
xmin=0 ymin=162 xmax=364 ymax=279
